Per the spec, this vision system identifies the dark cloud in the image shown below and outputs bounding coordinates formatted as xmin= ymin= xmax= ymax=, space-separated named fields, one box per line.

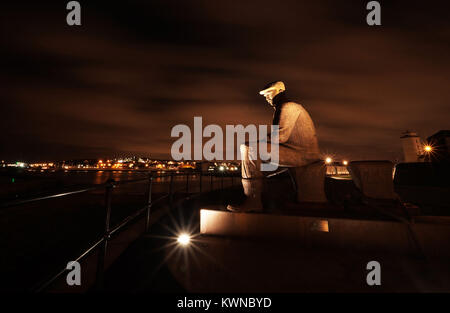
xmin=0 ymin=0 xmax=449 ymax=162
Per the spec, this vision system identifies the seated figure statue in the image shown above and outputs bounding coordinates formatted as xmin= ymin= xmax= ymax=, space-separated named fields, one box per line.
xmin=227 ymin=81 xmax=321 ymax=212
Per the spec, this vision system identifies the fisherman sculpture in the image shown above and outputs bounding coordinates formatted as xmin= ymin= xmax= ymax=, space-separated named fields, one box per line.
xmin=227 ymin=81 xmax=321 ymax=212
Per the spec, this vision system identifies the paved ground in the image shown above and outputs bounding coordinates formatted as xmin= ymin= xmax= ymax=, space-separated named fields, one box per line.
xmin=101 ymin=188 xmax=234 ymax=293
xmin=167 ymin=235 xmax=450 ymax=292
xmin=101 ymin=226 xmax=450 ymax=293
xmin=100 ymin=185 xmax=450 ymax=293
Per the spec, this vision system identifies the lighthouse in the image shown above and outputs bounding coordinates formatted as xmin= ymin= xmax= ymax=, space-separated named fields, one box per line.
xmin=400 ymin=130 xmax=423 ymax=162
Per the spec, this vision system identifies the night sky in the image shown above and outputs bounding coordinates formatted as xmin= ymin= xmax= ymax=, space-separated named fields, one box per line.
xmin=1 ymin=1 xmax=449 ymax=162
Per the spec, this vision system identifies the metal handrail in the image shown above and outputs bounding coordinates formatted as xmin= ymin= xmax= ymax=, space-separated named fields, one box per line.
xmin=0 ymin=186 xmax=104 ymax=209
xmin=33 ymin=193 xmax=173 ymax=293
xmin=21 ymin=170 xmax=239 ymax=292
xmin=109 ymin=193 xmax=169 ymax=237
xmin=35 ymin=237 xmax=105 ymax=293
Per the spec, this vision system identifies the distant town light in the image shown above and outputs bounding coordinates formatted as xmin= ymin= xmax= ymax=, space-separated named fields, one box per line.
xmin=343 ymin=160 xmax=348 ymax=166
xmin=325 ymin=157 xmax=332 ymax=164
xmin=177 ymin=233 xmax=191 ymax=246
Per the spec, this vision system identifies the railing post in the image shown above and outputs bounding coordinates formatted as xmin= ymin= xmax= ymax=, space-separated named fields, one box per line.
xmin=199 ymin=171 xmax=202 ymax=193
xmin=221 ymin=172 xmax=224 ymax=191
xmin=96 ymin=179 xmax=114 ymax=290
xmin=145 ymin=172 xmax=153 ymax=232
xmin=186 ymin=173 xmax=189 ymax=194
xmin=210 ymin=173 xmax=213 ymax=191
xmin=169 ymin=172 xmax=174 ymax=207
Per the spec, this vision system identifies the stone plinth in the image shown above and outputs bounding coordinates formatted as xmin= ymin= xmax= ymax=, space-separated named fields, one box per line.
xmin=200 ymin=208 xmax=450 ymax=257
xmin=293 ymin=161 xmax=327 ymax=203
xmin=348 ymin=161 xmax=396 ymax=199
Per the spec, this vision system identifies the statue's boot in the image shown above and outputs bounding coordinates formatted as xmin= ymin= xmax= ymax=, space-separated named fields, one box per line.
xmin=227 ymin=178 xmax=263 ymax=213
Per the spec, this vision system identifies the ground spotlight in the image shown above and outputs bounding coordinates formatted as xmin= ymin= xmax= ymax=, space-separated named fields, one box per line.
xmin=177 ymin=233 xmax=191 ymax=246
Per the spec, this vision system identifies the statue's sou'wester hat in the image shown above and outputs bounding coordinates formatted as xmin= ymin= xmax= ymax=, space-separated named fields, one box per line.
xmin=259 ymin=81 xmax=286 ymax=95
